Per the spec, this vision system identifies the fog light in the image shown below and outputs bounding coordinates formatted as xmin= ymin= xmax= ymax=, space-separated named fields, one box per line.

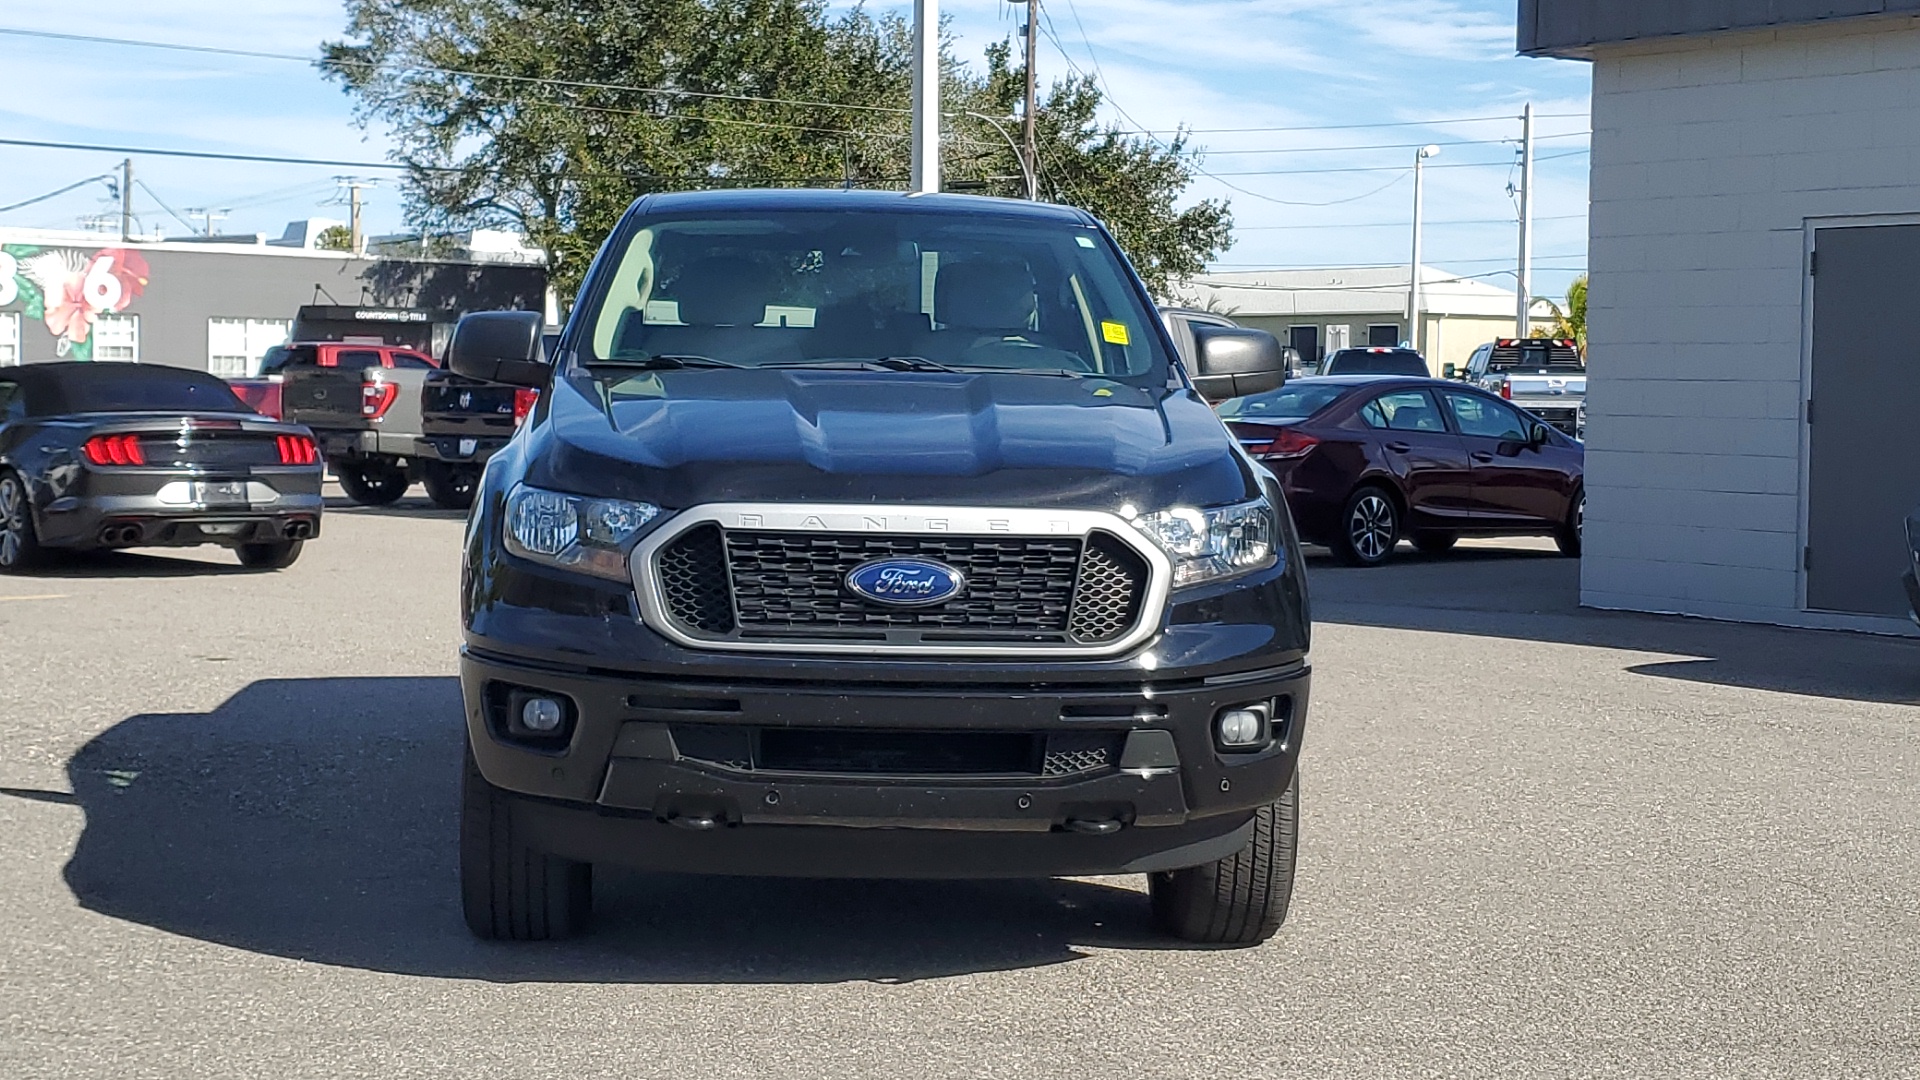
xmin=1216 ymin=703 xmax=1271 ymax=750
xmin=520 ymin=697 xmax=565 ymax=733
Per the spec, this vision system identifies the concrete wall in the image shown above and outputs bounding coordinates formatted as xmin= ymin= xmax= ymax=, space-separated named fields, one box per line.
xmin=0 ymin=240 xmax=546 ymax=370
xmin=1582 ymin=17 xmax=1920 ymax=630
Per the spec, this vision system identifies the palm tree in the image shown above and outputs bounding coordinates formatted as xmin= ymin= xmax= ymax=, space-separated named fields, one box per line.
xmin=1545 ymin=274 xmax=1588 ymax=352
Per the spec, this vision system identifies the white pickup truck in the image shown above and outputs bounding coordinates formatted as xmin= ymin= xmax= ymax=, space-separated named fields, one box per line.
xmin=1452 ymin=338 xmax=1586 ymax=439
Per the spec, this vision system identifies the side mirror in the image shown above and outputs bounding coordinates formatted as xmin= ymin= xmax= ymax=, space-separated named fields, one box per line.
xmin=1442 ymin=363 xmax=1458 ymax=379
xmin=448 ymin=311 xmax=548 ymax=387
xmin=1189 ymin=325 xmax=1285 ymax=404
xmin=1529 ymin=422 xmax=1551 ymax=446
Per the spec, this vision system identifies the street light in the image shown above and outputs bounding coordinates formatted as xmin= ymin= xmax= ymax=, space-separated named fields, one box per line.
xmin=964 ymin=111 xmax=1039 ymax=200
xmin=1407 ymin=144 xmax=1441 ymax=353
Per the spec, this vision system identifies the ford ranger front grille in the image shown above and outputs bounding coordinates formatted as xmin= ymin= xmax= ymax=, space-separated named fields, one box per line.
xmin=635 ymin=504 xmax=1169 ymax=657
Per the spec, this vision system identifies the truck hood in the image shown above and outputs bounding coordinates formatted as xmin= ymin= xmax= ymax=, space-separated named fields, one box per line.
xmin=525 ymin=368 xmax=1257 ymax=511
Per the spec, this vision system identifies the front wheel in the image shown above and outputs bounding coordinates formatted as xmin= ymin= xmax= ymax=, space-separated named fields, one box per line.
xmin=236 ymin=540 xmax=303 ymax=570
xmin=1556 ymin=486 xmax=1585 ymax=558
xmin=334 ymin=461 xmax=410 ymax=506
xmin=1333 ymin=486 xmax=1400 ymax=567
xmin=421 ymin=461 xmax=479 ymax=511
xmin=460 ymin=744 xmax=592 ymax=941
xmin=1149 ymin=771 xmax=1299 ymax=946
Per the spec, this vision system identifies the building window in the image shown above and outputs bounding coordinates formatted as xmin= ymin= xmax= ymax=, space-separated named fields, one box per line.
xmin=0 ymin=312 xmax=18 ymax=366
xmin=93 ymin=315 xmax=139 ymax=362
xmin=208 ymin=318 xmax=294 ymax=377
xmin=1367 ymin=324 xmax=1402 ymax=348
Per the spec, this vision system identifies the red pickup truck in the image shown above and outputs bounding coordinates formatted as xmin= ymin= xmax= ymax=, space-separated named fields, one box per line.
xmin=229 ymin=343 xmax=438 ymax=420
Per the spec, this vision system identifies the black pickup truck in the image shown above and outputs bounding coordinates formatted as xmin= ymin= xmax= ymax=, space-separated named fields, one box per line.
xmin=450 ymin=190 xmax=1311 ymax=946
xmin=411 ymin=334 xmax=553 ymax=509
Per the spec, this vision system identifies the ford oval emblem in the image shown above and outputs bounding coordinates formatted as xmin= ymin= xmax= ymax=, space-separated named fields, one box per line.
xmin=845 ymin=558 xmax=965 ymax=608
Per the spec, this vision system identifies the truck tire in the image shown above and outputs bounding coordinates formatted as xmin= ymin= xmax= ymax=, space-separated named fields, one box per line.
xmin=236 ymin=539 xmax=303 ymax=570
xmin=335 ymin=462 xmax=410 ymax=506
xmin=1149 ymin=771 xmax=1298 ymax=946
xmin=422 ymin=461 xmax=478 ymax=511
xmin=460 ymin=743 xmax=592 ymax=941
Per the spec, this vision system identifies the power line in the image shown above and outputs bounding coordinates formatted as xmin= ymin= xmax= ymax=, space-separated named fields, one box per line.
xmin=1247 ymin=172 xmax=1408 ymax=208
xmin=1196 ymin=149 xmax=1589 ymax=178
xmin=1122 ymin=113 xmax=1590 ymax=136
xmin=1198 ymin=134 xmax=1589 ymax=157
xmin=1236 ymin=214 xmax=1586 ymax=231
xmin=0 ymin=26 xmax=914 ymax=117
xmin=0 ymin=173 xmax=115 ymax=214
xmin=133 ymin=179 xmax=198 ymax=233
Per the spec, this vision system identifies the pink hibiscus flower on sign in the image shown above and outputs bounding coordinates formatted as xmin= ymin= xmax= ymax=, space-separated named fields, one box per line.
xmin=82 ymin=249 xmax=149 ymax=313
xmin=44 ymin=275 xmax=92 ymax=344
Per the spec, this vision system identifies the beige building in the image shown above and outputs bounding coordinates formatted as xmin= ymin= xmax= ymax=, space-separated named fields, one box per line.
xmin=1169 ymin=265 xmax=1547 ymax=374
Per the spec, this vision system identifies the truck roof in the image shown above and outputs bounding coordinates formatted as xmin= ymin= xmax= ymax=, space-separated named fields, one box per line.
xmin=634 ymin=188 xmax=1100 ymax=226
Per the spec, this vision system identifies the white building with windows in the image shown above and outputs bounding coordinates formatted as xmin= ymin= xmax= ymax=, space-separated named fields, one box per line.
xmin=0 ymin=223 xmax=548 ymax=374
xmin=1169 ymin=265 xmax=1549 ymax=374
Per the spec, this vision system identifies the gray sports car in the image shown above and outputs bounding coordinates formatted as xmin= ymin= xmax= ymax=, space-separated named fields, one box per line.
xmin=0 ymin=363 xmax=323 ymax=572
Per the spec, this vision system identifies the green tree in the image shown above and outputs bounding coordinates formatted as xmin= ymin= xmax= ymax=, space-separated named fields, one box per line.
xmin=1545 ymin=274 xmax=1588 ymax=351
xmin=315 ymin=225 xmax=354 ymax=252
xmin=321 ymin=1 xmax=1231 ymax=298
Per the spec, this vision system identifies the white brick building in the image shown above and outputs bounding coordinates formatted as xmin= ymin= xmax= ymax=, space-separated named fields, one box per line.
xmin=1522 ymin=2 xmax=1920 ymax=633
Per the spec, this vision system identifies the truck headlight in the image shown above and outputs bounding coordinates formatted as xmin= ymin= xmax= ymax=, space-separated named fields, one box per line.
xmin=503 ymin=484 xmax=662 ymax=582
xmin=1130 ymin=497 xmax=1279 ymax=588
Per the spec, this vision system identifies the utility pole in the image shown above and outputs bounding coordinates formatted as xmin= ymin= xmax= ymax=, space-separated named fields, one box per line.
xmin=1407 ymin=144 xmax=1441 ymax=353
xmin=185 ymin=208 xmax=228 ymax=237
xmin=336 ymin=177 xmax=377 ymax=256
xmin=1516 ymin=102 xmax=1536 ymax=338
xmin=910 ymin=0 xmax=941 ymax=194
xmin=119 ymin=159 xmax=133 ymax=242
xmin=1023 ymin=0 xmax=1039 ymax=199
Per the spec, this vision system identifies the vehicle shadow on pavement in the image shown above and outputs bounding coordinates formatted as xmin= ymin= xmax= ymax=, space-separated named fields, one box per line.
xmin=53 ymin=676 xmax=1175 ymax=984
xmin=13 ymin=550 xmax=257 ymax=578
xmin=1308 ymin=545 xmax=1920 ymax=705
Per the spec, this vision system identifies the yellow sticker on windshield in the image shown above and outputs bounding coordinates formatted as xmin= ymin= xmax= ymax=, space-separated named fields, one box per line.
xmin=1102 ymin=321 xmax=1131 ymax=345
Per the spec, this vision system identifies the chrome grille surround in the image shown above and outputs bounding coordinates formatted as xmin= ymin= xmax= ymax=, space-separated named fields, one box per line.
xmin=631 ymin=504 xmax=1172 ymax=658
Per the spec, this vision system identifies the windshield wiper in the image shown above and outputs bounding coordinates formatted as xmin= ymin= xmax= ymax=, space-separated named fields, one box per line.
xmin=584 ymin=354 xmax=744 ymax=370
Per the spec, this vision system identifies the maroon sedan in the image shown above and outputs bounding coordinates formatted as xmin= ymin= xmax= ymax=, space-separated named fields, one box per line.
xmin=1217 ymin=376 xmax=1584 ymax=566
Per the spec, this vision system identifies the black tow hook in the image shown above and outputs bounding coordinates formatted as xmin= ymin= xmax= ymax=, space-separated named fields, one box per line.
xmin=1064 ymin=818 xmax=1124 ymax=836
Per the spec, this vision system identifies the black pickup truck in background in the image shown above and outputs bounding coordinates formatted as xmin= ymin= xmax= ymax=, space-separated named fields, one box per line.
xmin=412 ymin=332 xmax=553 ymax=509
xmin=415 ymin=372 xmax=540 ymax=509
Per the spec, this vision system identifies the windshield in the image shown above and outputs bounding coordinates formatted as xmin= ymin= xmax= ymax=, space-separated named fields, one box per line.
xmin=1217 ymin=383 xmax=1348 ymax=420
xmin=581 ymin=209 xmax=1169 ymax=381
xmin=1326 ymin=349 xmax=1428 ymax=376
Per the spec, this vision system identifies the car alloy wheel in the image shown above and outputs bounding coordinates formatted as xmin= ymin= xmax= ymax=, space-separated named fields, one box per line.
xmin=1348 ymin=492 xmax=1396 ymax=562
xmin=0 ymin=476 xmax=26 ymax=568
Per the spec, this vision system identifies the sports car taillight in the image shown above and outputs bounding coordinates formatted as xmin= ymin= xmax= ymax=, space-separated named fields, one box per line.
xmin=276 ymin=434 xmax=319 ymax=465
xmin=82 ymin=434 xmax=146 ymax=466
xmin=513 ymin=387 xmax=540 ymax=426
xmin=362 ymin=380 xmax=400 ymax=419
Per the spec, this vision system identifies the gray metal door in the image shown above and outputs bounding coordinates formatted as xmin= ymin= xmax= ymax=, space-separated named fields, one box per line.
xmin=1807 ymin=223 xmax=1920 ymax=616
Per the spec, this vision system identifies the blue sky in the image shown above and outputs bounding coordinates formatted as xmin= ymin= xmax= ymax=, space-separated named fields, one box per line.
xmin=0 ymin=0 xmax=1592 ymax=300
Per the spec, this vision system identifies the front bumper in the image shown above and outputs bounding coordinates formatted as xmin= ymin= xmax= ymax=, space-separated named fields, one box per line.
xmin=462 ymin=646 xmax=1309 ymax=878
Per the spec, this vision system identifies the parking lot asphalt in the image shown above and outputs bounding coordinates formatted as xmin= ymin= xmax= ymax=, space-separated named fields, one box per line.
xmin=1 ymin=500 xmax=1916 ymax=1079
